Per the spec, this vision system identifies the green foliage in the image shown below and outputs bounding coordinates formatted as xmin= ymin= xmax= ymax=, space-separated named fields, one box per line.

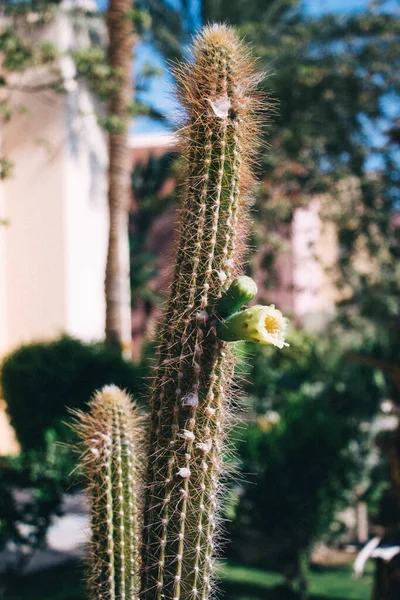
xmin=130 ymin=152 xmax=176 ymax=309
xmin=238 ymin=329 xmax=323 ymax=411
xmin=0 ymin=559 xmax=374 ymax=600
xmin=202 ymin=1 xmax=400 ymax=187
xmin=202 ymin=1 xmax=400 ymax=316
xmin=2 ymin=0 xmax=62 ymax=18
xmin=229 ymin=330 xmax=386 ymax=574
xmin=0 ymin=342 xmax=148 ymax=577
xmin=37 ymin=39 xmax=58 ymax=63
xmin=1 ymin=336 xmax=146 ymax=451
xmin=129 ymin=8 xmax=152 ymax=35
xmin=98 ymin=114 xmax=130 ymax=134
xmin=0 ymin=7 xmax=61 ymax=172
xmin=72 ymin=47 xmax=118 ymax=102
xmin=220 ymin=562 xmax=373 ymax=600
xmin=0 ymin=428 xmax=78 ymax=586
xmin=233 ymin=395 xmax=356 ymax=566
xmin=0 ymin=26 xmax=58 ymax=72
xmin=0 ymin=339 xmax=149 ymax=581
xmin=329 ymin=180 xmax=400 ymax=334
xmin=0 ymin=27 xmax=32 ymax=71
xmin=0 ymin=157 xmax=13 ymax=181
xmin=137 ymin=0 xmax=186 ymax=60
xmin=0 ymin=439 xmax=68 ymax=564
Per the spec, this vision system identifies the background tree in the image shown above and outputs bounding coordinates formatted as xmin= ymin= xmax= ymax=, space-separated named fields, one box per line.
xmin=103 ymin=0 xmax=188 ymax=354
xmin=103 ymin=0 xmax=135 ymax=356
xmin=227 ymin=331 xmax=386 ymax=596
xmin=199 ymin=1 xmax=399 ymax=596
xmin=202 ymin=0 xmax=400 ymax=293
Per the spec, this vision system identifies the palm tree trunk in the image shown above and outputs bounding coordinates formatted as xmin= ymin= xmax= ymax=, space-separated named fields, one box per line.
xmin=105 ymin=0 xmax=133 ymax=357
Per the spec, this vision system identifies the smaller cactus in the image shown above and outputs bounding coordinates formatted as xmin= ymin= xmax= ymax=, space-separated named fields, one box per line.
xmin=73 ymin=385 xmax=144 ymax=600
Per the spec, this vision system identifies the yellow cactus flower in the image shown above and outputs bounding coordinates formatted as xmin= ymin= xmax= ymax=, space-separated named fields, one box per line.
xmin=217 ymin=304 xmax=289 ymax=348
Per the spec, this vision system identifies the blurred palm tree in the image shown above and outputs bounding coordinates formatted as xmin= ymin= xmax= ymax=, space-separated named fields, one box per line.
xmin=104 ymin=0 xmax=189 ymax=355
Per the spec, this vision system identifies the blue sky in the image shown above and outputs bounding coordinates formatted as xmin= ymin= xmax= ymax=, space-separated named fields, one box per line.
xmin=305 ymin=0 xmax=368 ymax=16
xmin=126 ymin=0 xmax=399 ymax=178
xmin=133 ymin=42 xmax=176 ymax=134
xmin=133 ymin=0 xmax=373 ymax=133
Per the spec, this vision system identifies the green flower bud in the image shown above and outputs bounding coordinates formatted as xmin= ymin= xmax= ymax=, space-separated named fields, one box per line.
xmin=217 ymin=304 xmax=289 ymax=348
xmin=216 ymin=276 xmax=258 ymax=318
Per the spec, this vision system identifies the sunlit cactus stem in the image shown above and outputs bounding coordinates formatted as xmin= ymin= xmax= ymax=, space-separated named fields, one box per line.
xmin=73 ymin=385 xmax=143 ymax=600
xmin=140 ymin=24 xmax=265 ymax=600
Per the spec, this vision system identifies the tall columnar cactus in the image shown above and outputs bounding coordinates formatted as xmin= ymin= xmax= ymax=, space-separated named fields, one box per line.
xmin=73 ymin=386 xmax=143 ymax=600
xmin=74 ymin=23 xmax=289 ymax=600
xmin=140 ymin=25 xmax=267 ymax=600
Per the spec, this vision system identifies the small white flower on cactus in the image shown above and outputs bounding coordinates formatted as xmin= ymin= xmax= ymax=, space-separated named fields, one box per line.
xmin=195 ymin=309 xmax=208 ymax=322
xmin=196 ymin=439 xmax=212 ymax=454
xmin=204 ymin=406 xmax=216 ymax=418
xmin=182 ymin=391 xmax=199 ymax=407
xmin=218 ymin=270 xmax=227 ymax=283
xmin=207 ymin=93 xmax=231 ymax=118
xmin=177 ymin=467 xmax=191 ymax=478
xmin=182 ymin=430 xmax=196 ymax=441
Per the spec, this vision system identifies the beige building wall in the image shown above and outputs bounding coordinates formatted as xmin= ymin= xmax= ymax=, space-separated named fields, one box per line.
xmin=2 ymin=83 xmax=68 ymax=350
xmin=63 ymin=88 xmax=108 ymax=340
xmin=0 ymin=139 xmax=7 ymax=358
xmin=0 ymin=5 xmax=109 ymax=454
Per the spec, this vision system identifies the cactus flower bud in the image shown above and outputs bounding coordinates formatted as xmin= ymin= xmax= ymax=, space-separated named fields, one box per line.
xmin=217 ymin=304 xmax=289 ymax=348
xmin=216 ymin=276 xmax=258 ymax=318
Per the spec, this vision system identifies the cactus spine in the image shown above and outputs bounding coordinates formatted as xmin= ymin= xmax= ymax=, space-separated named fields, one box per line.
xmin=141 ymin=25 xmax=262 ymax=600
xmin=74 ymin=386 xmax=143 ymax=600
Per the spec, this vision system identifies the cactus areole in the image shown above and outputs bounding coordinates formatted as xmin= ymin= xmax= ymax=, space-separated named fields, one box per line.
xmin=141 ymin=25 xmax=266 ymax=600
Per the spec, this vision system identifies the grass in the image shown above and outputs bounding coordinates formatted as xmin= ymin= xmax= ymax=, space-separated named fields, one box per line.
xmin=2 ymin=558 xmax=373 ymax=600
xmin=219 ymin=561 xmax=373 ymax=600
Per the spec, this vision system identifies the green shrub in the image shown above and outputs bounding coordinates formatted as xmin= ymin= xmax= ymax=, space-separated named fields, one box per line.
xmin=231 ymin=391 xmax=357 ymax=568
xmin=0 ymin=337 xmax=149 ymax=572
xmin=1 ymin=336 xmax=147 ymax=451
xmin=0 ymin=438 xmax=72 ymax=579
xmin=227 ymin=329 xmax=386 ymax=587
xmin=0 ymin=443 xmax=67 ymax=554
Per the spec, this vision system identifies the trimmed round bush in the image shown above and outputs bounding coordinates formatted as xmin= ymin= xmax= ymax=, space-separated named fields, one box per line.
xmin=1 ymin=336 xmax=147 ymax=450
